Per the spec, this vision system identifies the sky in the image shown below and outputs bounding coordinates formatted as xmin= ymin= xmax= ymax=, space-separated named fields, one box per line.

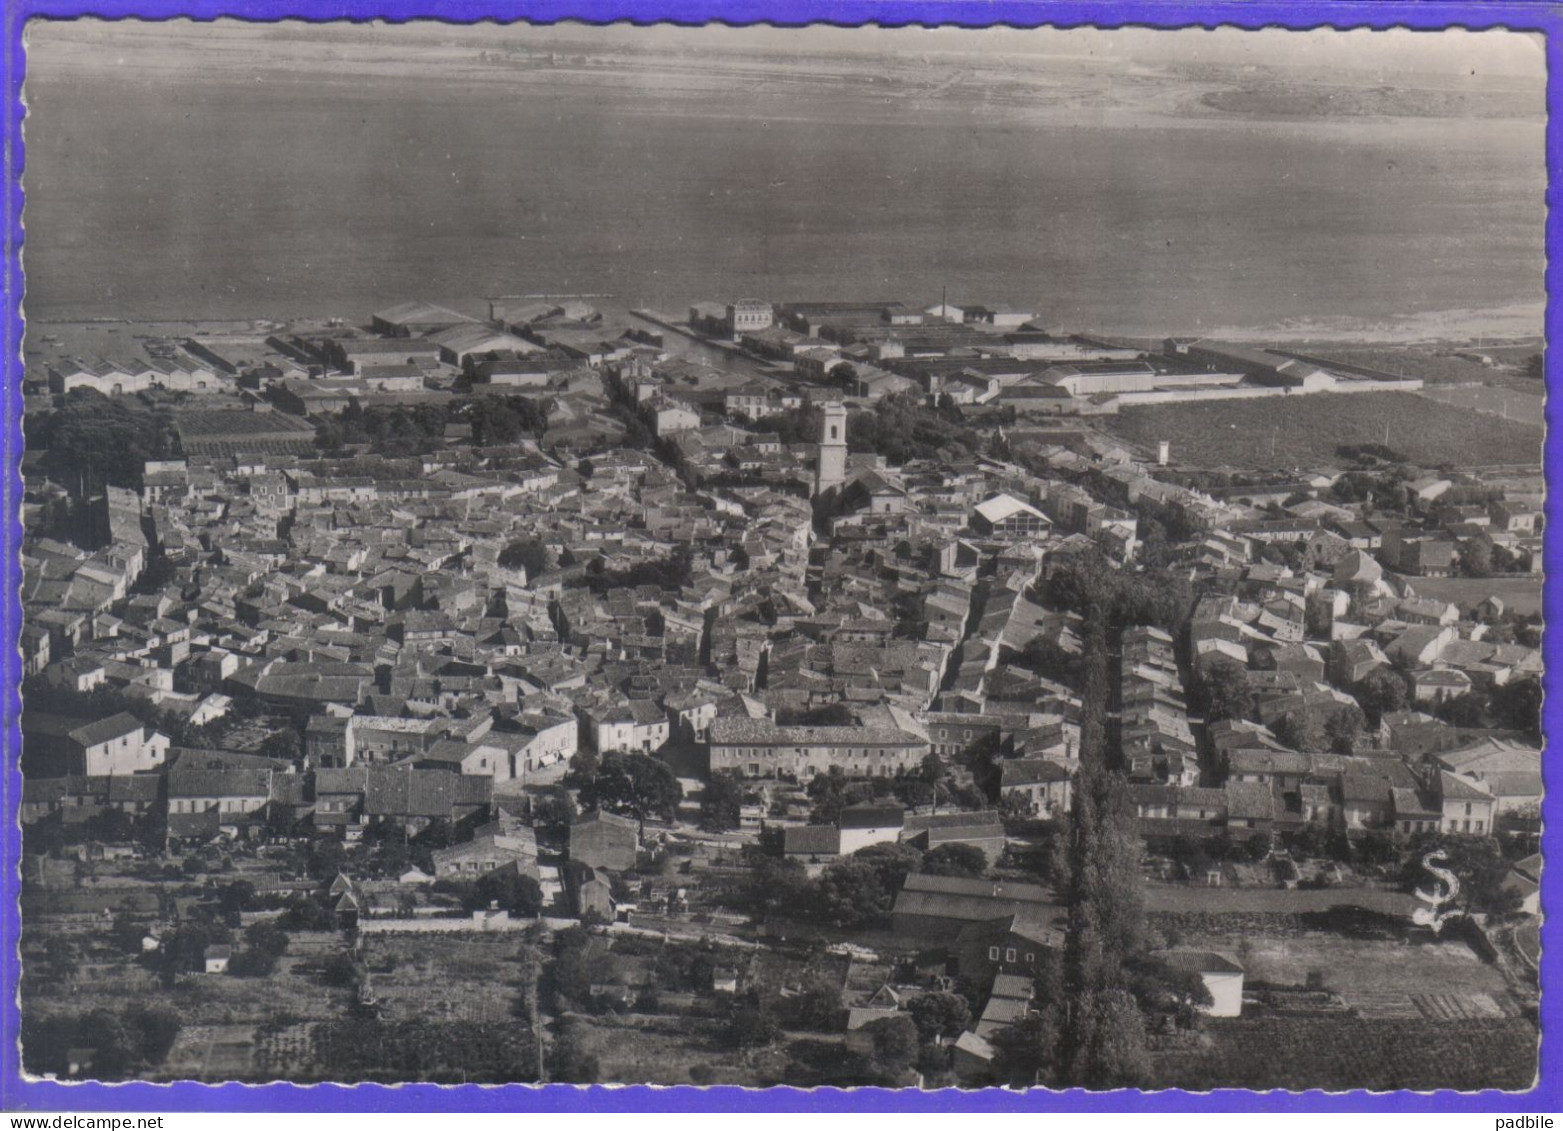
xmin=28 ymin=19 xmax=1547 ymax=82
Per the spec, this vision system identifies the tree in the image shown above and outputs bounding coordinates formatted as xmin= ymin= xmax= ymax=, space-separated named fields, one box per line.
xmin=1524 ymin=352 xmax=1544 ymax=380
xmin=1409 ymin=834 xmax=1523 ymax=916
xmin=1358 ymin=828 xmax=1401 ymax=867
xmin=852 ymin=841 xmax=923 ymax=895
xmin=217 ymin=879 xmax=257 ymax=919
xmin=548 ymin=1016 xmax=601 ymax=1083
xmin=1275 ymin=710 xmax=1327 ymax=754
xmin=827 ymin=361 xmax=860 ymax=391
xmin=1433 ymin=688 xmax=1492 ymax=729
xmin=472 ymin=866 xmax=545 ymax=918
xmin=815 ymin=859 xmax=892 ymax=929
xmin=43 ymin=940 xmax=81 ymax=985
xmin=228 ymin=946 xmax=280 ymax=978
xmin=1136 ymin=516 xmax=1172 ymax=570
xmin=1352 ymin=666 xmax=1409 ymax=728
xmin=498 ymin=537 xmax=551 ymax=578
xmin=531 ymin=785 xmax=577 ymax=829
xmin=576 ymin=752 xmax=683 ymax=826
xmin=469 ymin=395 xmax=527 ymax=447
xmin=726 ymin=997 xmax=781 ymax=1050
xmin=110 ymin=914 xmax=148 ymax=955
xmin=1246 ymin=831 xmax=1273 ymax=862
xmin=468 ymin=868 xmax=543 ymax=918
xmin=319 ymin=953 xmax=363 ymax=989
xmin=256 ymin=726 xmax=300 ymax=762
xmin=1168 ymin=834 xmax=1214 ymax=880
xmin=564 ymin=748 xmax=601 ymax=790
xmin=543 ymin=928 xmax=596 ymax=1011
xmin=279 ymin=894 xmax=336 ymax=931
xmin=806 ymin=766 xmax=851 ymax=825
xmin=1190 ymin=656 xmax=1254 ymax=724
xmin=907 ymin=991 xmax=971 ymax=1043
xmin=890 ymin=775 xmax=935 ymax=811
xmin=862 ymin=1013 xmax=920 ymax=1076
xmin=741 ymin=856 xmax=812 ymax=922
xmin=33 ymin=389 xmax=181 ymax=491
xmin=777 ymin=701 xmax=856 ymax=727
xmin=1492 ymin=677 xmax=1542 ymax=741
xmin=1324 ymin=704 xmax=1367 ymax=756
xmin=306 ymin=836 xmax=347 ymax=881
xmin=246 ymin=921 xmax=290 ymax=958
xmin=698 ymin=772 xmax=745 ymax=832
xmin=921 ymin=843 xmax=988 ymax=879
xmin=787 ymin=970 xmax=847 ymax=1031
xmin=1013 ymin=635 xmax=1085 ymax=690
xmin=124 ymin=1005 xmax=182 ymax=1067
xmin=1064 ymin=988 xmax=1152 ymax=1089
xmin=1056 ymin=609 xmax=1151 ymax=1090
xmin=918 ymin=751 xmax=947 ymax=788
xmin=990 ymin=1010 xmax=1060 ymax=1087
xmin=1459 ymin=534 xmax=1496 ymax=579
xmin=1125 ymin=956 xmax=1213 ymax=1029
xmin=77 ymin=1009 xmax=133 ymax=1079
xmin=158 ymin=920 xmax=231 ymax=979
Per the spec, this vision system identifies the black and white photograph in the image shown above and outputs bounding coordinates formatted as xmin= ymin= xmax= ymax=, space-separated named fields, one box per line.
xmin=14 ymin=18 xmax=1546 ymax=1093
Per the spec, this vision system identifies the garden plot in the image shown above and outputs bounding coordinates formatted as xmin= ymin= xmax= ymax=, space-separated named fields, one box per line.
xmin=1178 ymin=927 xmax=1523 ymax=1021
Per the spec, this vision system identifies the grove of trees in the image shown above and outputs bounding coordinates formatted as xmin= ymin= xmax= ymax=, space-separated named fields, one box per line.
xmin=31 ymin=389 xmax=181 ymax=491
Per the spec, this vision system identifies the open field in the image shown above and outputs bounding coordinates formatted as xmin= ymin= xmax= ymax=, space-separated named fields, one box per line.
xmin=1100 ymin=392 xmax=1543 ymax=470
xmin=1288 ymin=344 xmax=1543 ymax=390
xmin=1419 ymin=384 xmax=1546 ymax=423
xmin=1144 ymin=884 xmax=1416 ymax=917
xmin=1394 ymin=573 xmax=1544 ymax=617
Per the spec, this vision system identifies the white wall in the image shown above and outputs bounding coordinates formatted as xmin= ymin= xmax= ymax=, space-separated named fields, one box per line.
xmin=1202 ymin=970 xmax=1244 ymax=1017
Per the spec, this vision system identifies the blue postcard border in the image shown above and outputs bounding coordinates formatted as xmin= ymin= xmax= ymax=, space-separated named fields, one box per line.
xmin=0 ymin=0 xmax=1558 ymax=1113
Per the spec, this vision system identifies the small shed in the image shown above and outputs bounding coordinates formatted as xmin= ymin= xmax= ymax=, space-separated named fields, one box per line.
xmin=203 ymin=944 xmax=232 ymax=975
xmin=951 ymin=1030 xmax=996 ymax=1083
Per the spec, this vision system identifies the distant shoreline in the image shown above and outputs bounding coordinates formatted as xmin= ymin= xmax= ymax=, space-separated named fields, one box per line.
xmin=24 ymin=302 xmax=1544 ymax=350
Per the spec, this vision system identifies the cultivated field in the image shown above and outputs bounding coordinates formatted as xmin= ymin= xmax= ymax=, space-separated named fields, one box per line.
xmin=20 ymin=923 xmax=553 ymax=1084
xmin=1146 ymin=912 xmax=1537 ymax=1091
xmin=1100 ymin=392 xmax=1543 ymax=470
xmin=566 ymin=1013 xmax=777 ymax=1086
xmin=1151 ymin=1016 xmax=1537 ymax=1092
xmin=360 ymin=933 xmax=531 ymax=1025
xmin=1144 ymin=884 xmax=1416 ymax=917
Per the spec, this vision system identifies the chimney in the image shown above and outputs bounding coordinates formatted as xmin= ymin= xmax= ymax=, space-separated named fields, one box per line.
xmin=1157 ymin=441 xmax=1171 ymax=466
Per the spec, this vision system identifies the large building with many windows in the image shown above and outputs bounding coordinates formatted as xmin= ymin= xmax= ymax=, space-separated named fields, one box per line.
xmin=708 ymin=716 xmax=928 ymax=779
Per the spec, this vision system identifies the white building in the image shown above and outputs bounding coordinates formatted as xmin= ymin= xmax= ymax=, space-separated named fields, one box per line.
xmin=1158 ymin=950 xmax=1245 ymax=1017
xmin=587 ymin=700 xmax=670 ymax=755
